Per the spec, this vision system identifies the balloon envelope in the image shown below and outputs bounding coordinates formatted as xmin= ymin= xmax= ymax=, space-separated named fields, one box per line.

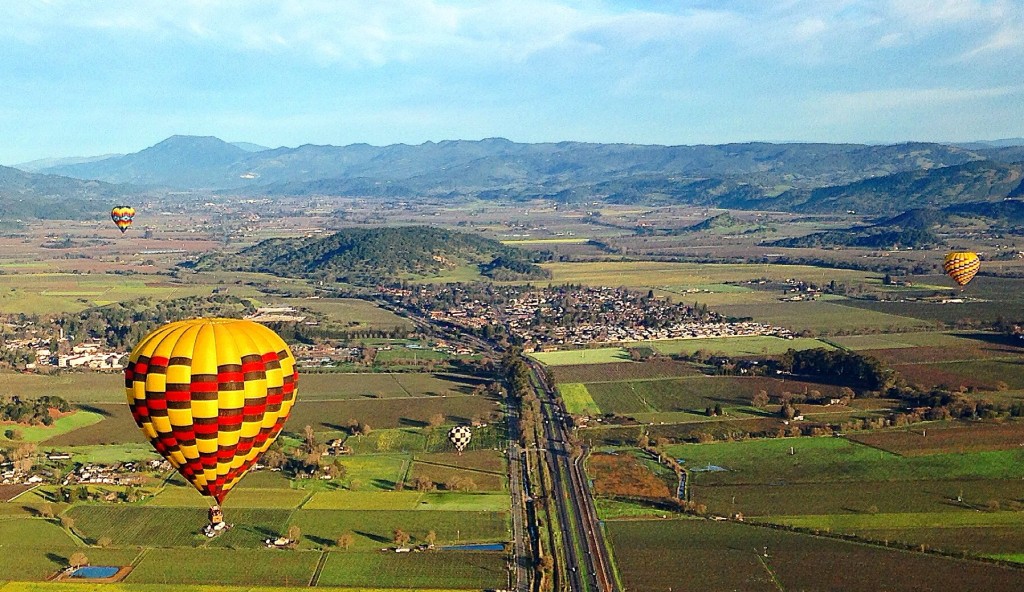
xmin=943 ymin=252 xmax=980 ymax=287
xmin=125 ymin=318 xmax=298 ymax=504
xmin=448 ymin=425 xmax=472 ymax=452
xmin=111 ymin=206 xmax=135 ymax=233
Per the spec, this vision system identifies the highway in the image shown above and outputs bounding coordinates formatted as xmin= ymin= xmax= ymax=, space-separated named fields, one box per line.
xmin=529 ymin=359 xmax=619 ymax=592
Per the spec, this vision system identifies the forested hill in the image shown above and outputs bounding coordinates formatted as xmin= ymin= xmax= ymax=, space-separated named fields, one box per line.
xmin=193 ymin=226 xmax=550 ymax=285
xmin=0 ymin=165 xmax=130 ymax=220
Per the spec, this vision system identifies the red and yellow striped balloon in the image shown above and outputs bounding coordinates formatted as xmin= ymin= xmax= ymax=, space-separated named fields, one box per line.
xmin=125 ymin=318 xmax=298 ymax=504
xmin=943 ymin=251 xmax=980 ymax=287
xmin=111 ymin=205 xmax=135 ymax=233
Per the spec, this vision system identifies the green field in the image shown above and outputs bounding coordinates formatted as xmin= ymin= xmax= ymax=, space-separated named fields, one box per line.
xmin=605 ymin=518 xmax=1024 ymax=592
xmin=316 ymin=550 xmax=508 ymax=589
xmin=829 ymin=332 xmax=975 ymax=351
xmin=556 ymin=383 xmax=600 ymax=415
xmin=648 ymin=335 xmax=833 ymax=357
xmin=0 ymin=373 xmax=124 ymax=403
xmin=715 ymin=300 xmax=932 ymax=334
xmin=667 ymin=438 xmax=1024 ymax=486
xmin=0 ymin=273 xmax=256 ymax=314
xmin=127 ymin=548 xmax=319 ymax=586
xmin=1 ymin=410 xmax=105 ymax=443
xmin=280 ymin=297 xmax=413 ymax=332
xmin=543 ymin=261 xmax=882 ymax=289
xmin=528 ymin=347 xmax=632 ymax=366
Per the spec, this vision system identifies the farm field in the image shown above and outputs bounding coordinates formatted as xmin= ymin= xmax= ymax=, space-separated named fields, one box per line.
xmin=0 ymin=372 xmax=124 ymax=403
xmin=298 ymin=372 xmax=478 ymax=400
xmin=0 ymin=272 xmax=253 ymax=314
xmin=126 ymin=548 xmax=319 ymax=586
xmin=527 ymin=347 xmax=632 ymax=366
xmin=550 ymin=359 xmax=702 ymax=383
xmin=542 ymin=261 xmax=882 ymax=289
xmin=1 ymin=410 xmax=105 ymax=443
xmin=316 ymin=550 xmax=508 ymax=589
xmin=667 ymin=437 xmax=1024 ymax=486
xmin=41 ymin=405 xmax=143 ymax=446
xmin=714 ymin=300 xmax=933 ymax=334
xmin=605 ymin=519 xmax=1024 ymax=592
xmin=648 ymin=335 xmax=832 ymax=357
xmin=283 ymin=395 xmax=500 ymax=433
xmin=847 ymin=421 xmax=1024 ymax=456
xmin=585 ymin=375 xmax=845 ymax=416
xmin=829 ymin=331 xmax=1010 ymax=351
xmin=555 ymin=383 xmax=600 ymax=415
xmin=280 ymin=297 xmax=413 ymax=332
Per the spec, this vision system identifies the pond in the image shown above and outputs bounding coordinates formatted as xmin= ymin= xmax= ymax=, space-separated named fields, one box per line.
xmin=71 ymin=566 xmax=120 ymax=579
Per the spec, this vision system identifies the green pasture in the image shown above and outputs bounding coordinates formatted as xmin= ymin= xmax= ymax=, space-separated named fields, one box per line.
xmin=774 ymin=510 xmax=1024 ymax=531
xmin=375 ymin=348 xmax=451 ymax=363
xmin=284 ymin=395 xmax=498 ymax=433
xmin=829 ymin=332 xmax=971 ymax=351
xmin=550 ymin=359 xmax=702 ymax=383
xmin=297 ymin=372 xmax=478 ymax=400
xmin=54 ymin=444 xmax=157 ymax=464
xmin=127 ymin=548 xmax=319 ymax=586
xmin=0 ymin=273 xmax=231 ymax=314
xmin=528 ymin=347 xmax=632 ymax=366
xmin=0 ymin=373 xmax=123 ymax=404
xmin=693 ymin=479 xmax=1024 ymax=517
xmin=0 ymin=410 xmax=104 ymax=443
xmin=714 ymin=300 xmax=932 ymax=334
xmin=280 ymin=297 xmax=413 ymax=332
xmin=667 ymin=438 xmax=1024 ymax=486
xmin=41 ymin=405 xmax=142 ymax=447
xmin=542 ymin=261 xmax=882 ymax=289
xmin=290 ymin=509 xmax=509 ymax=551
xmin=408 ymin=464 xmax=506 ymax=492
xmin=585 ymin=375 xmax=842 ymax=416
xmin=149 ymin=485 xmax=309 ymax=509
xmin=646 ymin=335 xmax=832 ymax=357
xmin=316 ymin=550 xmax=508 ymax=590
xmin=556 ymin=383 xmax=600 ymax=415
xmin=928 ymin=359 xmax=1024 ymax=390
xmin=605 ymin=518 xmax=1024 ymax=592
xmin=304 ymin=491 xmax=425 ymax=510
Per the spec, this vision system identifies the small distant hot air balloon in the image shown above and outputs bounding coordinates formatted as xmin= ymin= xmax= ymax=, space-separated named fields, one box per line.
xmin=125 ymin=318 xmax=298 ymax=513
xmin=111 ymin=206 xmax=135 ymax=233
xmin=943 ymin=252 xmax=980 ymax=288
xmin=447 ymin=425 xmax=472 ymax=454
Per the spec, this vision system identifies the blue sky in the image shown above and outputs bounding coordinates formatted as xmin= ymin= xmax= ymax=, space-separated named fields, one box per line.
xmin=1 ymin=0 xmax=1022 ymax=164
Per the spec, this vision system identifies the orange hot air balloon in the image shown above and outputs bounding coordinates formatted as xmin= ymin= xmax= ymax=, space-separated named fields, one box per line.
xmin=111 ymin=206 xmax=135 ymax=233
xmin=125 ymin=318 xmax=297 ymax=506
xmin=943 ymin=252 xmax=980 ymax=288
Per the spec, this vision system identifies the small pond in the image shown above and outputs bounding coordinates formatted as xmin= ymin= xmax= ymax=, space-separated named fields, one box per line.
xmin=71 ymin=566 xmax=120 ymax=579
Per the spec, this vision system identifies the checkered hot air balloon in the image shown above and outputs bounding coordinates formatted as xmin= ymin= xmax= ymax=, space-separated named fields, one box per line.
xmin=125 ymin=318 xmax=298 ymax=506
xmin=110 ymin=206 xmax=135 ymax=233
xmin=447 ymin=425 xmax=472 ymax=454
xmin=943 ymin=252 xmax=980 ymax=288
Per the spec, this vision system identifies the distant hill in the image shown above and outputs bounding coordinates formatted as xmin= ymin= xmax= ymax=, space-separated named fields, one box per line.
xmin=230 ymin=142 xmax=270 ymax=152
xmin=193 ymin=226 xmax=550 ymax=285
xmin=0 ymin=165 xmax=130 ymax=220
xmin=14 ymin=153 xmax=122 ymax=173
xmin=757 ymin=160 xmax=1024 ymax=215
xmin=36 ymin=135 xmax=983 ymax=196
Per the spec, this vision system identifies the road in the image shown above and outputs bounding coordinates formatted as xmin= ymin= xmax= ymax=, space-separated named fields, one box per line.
xmin=529 ymin=359 xmax=619 ymax=592
xmin=507 ymin=404 xmax=533 ymax=592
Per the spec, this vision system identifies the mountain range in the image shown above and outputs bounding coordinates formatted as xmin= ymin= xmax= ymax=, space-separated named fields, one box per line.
xmin=4 ymin=135 xmax=1024 ymax=217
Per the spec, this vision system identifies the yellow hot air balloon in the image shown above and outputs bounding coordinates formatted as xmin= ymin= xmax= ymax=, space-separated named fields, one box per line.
xmin=943 ymin=252 xmax=980 ymax=288
xmin=111 ymin=206 xmax=135 ymax=233
xmin=125 ymin=318 xmax=297 ymax=506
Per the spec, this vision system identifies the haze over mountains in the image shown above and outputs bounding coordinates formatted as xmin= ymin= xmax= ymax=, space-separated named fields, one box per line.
xmin=4 ymin=135 xmax=1024 ymax=218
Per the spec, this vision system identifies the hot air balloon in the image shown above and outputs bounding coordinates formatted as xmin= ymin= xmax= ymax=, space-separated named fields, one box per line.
xmin=111 ymin=206 xmax=135 ymax=233
xmin=124 ymin=318 xmax=298 ymax=513
xmin=943 ymin=251 xmax=980 ymax=288
xmin=447 ymin=425 xmax=472 ymax=454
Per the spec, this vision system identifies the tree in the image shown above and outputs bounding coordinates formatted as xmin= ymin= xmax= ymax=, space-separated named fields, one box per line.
xmin=359 ymin=423 xmax=372 ymax=437
xmin=287 ymin=525 xmax=302 ymax=545
xmin=424 ymin=530 xmax=437 ymax=547
xmin=752 ymin=389 xmax=770 ymax=408
xmin=427 ymin=413 xmax=445 ymax=429
xmin=60 ymin=515 xmax=75 ymax=531
xmin=393 ymin=529 xmax=411 ymax=547
xmin=303 ymin=424 xmax=318 ymax=453
xmin=97 ymin=536 xmax=112 ymax=548
xmin=713 ymin=403 xmax=723 ymax=417
xmin=68 ymin=552 xmax=89 ymax=569
xmin=336 ymin=532 xmax=355 ymax=550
